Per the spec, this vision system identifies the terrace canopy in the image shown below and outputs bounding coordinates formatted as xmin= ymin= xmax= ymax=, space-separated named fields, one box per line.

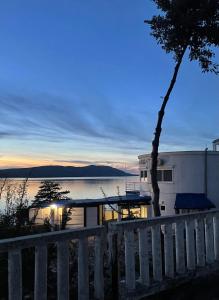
xmin=34 ymin=194 xmax=151 ymax=208
xmin=175 ymin=193 xmax=215 ymax=210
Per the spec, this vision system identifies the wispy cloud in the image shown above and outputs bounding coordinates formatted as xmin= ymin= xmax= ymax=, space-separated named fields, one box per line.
xmin=0 ymin=91 xmax=152 ymax=149
xmin=0 ymin=132 xmax=14 ymax=138
xmin=54 ymin=159 xmax=124 ymax=165
xmin=1 ymin=88 xmax=217 ymax=162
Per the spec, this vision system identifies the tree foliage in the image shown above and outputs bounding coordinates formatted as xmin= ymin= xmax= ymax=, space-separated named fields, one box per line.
xmin=32 ymin=180 xmax=70 ymax=207
xmin=145 ymin=0 xmax=219 ymax=216
xmin=146 ymin=0 xmax=219 ymax=73
xmin=0 ymin=178 xmax=29 ymax=228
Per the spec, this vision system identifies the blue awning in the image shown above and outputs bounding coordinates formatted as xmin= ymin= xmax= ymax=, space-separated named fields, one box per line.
xmin=175 ymin=193 xmax=215 ymax=210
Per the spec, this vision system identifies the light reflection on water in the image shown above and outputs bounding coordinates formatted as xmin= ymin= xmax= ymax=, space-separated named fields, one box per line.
xmin=0 ymin=176 xmax=138 ymax=210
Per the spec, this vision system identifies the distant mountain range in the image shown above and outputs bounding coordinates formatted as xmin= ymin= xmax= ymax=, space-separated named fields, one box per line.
xmin=0 ymin=165 xmax=135 ymax=178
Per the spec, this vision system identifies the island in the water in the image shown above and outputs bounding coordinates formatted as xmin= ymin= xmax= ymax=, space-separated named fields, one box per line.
xmin=0 ymin=165 xmax=135 ymax=178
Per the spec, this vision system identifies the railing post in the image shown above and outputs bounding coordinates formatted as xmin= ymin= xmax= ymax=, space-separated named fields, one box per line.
xmin=94 ymin=234 xmax=104 ymax=300
xmin=205 ymin=215 xmax=214 ymax=264
xmin=4 ymin=211 xmax=219 ymax=300
xmin=175 ymin=221 xmax=185 ymax=274
xmin=138 ymin=228 xmax=149 ymax=286
xmin=35 ymin=244 xmax=47 ymax=300
xmin=78 ymin=237 xmax=89 ymax=300
xmin=214 ymin=213 xmax=219 ymax=260
xmin=195 ymin=218 xmax=205 ymax=267
xmin=164 ymin=224 xmax=174 ymax=278
xmin=107 ymin=230 xmax=113 ymax=267
xmin=111 ymin=232 xmax=120 ymax=300
xmin=57 ymin=240 xmax=69 ymax=300
xmin=124 ymin=230 xmax=136 ymax=290
xmin=8 ymin=249 xmax=22 ymax=300
xmin=185 ymin=219 xmax=196 ymax=270
xmin=151 ymin=224 xmax=162 ymax=281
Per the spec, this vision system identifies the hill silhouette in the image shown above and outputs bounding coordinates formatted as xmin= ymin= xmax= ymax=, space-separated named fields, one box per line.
xmin=0 ymin=165 xmax=134 ymax=178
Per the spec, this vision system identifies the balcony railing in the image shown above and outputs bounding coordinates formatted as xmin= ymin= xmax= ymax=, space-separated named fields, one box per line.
xmin=0 ymin=226 xmax=105 ymax=300
xmin=108 ymin=209 xmax=219 ymax=299
xmin=126 ymin=181 xmax=141 ymax=192
xmin=1 ymin=209 xmax=219 ymax=299
xmin=125 ymin=181 xmax=151 ymax=198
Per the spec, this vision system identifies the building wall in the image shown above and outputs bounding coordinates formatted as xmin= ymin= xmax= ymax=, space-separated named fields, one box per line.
xmin=86 ymin=207 xmax=98 ymax=227
xmin=138 ymin=151 xmax=219 ymax=216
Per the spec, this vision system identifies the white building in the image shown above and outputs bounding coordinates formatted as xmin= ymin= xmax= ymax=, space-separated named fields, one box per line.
xmin=138 ymin=139 xmax=219 ymax=216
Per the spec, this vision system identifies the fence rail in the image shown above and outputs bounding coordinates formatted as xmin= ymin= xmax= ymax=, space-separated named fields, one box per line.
xmin=1 ymin=210 xmax=219 ymax=299
xmin=0 ymin=226 xmax=105 ymax=300
xmin=108 ymin=209 xmax=219 ymax=299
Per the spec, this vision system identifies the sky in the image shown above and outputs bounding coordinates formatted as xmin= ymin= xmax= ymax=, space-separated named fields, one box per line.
xmin=0 ymin=0 xmax=218 ymax=173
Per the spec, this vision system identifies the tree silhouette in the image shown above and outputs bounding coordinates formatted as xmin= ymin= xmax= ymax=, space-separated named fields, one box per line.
xmin=31 ymin=180 xmax=71 ymax=229
xmin=32 ymin=180 xmax=70 ymax=207
xmin=145 ymin=0 xmax=219 ymax=216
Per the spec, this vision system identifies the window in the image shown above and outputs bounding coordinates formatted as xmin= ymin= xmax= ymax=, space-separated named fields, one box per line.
xmin=157 ymin=170 xmax=162 ymax=181
xmin=140 ymin=170 xmax=148 ymax=181
xmin=157 ymin=169 xmax=173 ymax=182
xmin=163 ymin=170 xmax=172 ymax=181
xmin=160 ymin=205 xmax=165 ymax=211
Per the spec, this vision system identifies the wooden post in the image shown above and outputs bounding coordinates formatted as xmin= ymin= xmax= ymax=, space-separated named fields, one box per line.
xmin=185 ymin=219 xmax=196 ymax=270
xmin=195 ymin=218 xmax=205 ymax=267
xmin=78 ymin=237 xmax=89 ymax=300
xmin=205 ymin=215 xmax=214 ymax=264
xmin=175 ymin=221 xmax=185 ymax=274
xmin=8 ymin=249 xmax=22 ymax=300
xmin=138 ymin=228 xmax=150 ymax=286
xmin=124 ymin=230 xmax=136 ymax=290
xmin=57 ymin=240 xmax=69 ymax=300
xmin=94 ymin=235 xmax=104 ymax=300
xmin=213 ymin=214 xmax=219 ymax=260
xmin=164 ymin=224 xmax=174 ymax=278
xmin=151 ymin=224 xmax=162 ymax=281
xmin=35 ymin=244 xmax=47 ymax=300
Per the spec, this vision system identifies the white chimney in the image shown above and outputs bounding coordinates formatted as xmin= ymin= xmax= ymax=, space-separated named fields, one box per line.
xmin=213 ymin=139 xmax=219 ymax=151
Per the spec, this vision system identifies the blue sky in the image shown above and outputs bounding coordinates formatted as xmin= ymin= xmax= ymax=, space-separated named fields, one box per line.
xmin=0 ymin=0 xmax=218 ymax=172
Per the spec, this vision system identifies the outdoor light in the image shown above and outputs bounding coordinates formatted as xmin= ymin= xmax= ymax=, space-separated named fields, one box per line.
xmin=50 ymin=204 xmax=57 ymax=209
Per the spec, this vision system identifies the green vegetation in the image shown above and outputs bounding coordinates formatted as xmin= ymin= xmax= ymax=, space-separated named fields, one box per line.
xmin=0 ymin=178 xmax=70 ymax=238
xmin=32 ymin=180 xmax=70 ymax=206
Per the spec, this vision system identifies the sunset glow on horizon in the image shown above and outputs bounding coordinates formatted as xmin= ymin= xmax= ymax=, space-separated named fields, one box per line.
xmin=0 ymin=154 xmax=139 ymax=173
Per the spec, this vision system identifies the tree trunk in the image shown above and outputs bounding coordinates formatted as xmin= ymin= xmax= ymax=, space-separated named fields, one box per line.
xmin=151 ymin=48 xmax=187 ymax=216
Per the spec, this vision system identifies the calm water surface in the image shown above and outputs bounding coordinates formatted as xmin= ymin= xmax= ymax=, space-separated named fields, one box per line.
xmin=0 ymin=176 xmax=138 ymax=209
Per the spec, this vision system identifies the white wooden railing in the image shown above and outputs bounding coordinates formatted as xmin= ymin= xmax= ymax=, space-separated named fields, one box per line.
xmin=126 ymin=181 xmax=141 ymax=193
xmin=1 ymin=210 xmax=219 ymax=300
xmin=125 ymin=181 xmax=151 ymax=198
xmin=0 ymin=226 xmax=105 ymax=300
xmin=108 ymin=209 xmax=219 ymax=299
